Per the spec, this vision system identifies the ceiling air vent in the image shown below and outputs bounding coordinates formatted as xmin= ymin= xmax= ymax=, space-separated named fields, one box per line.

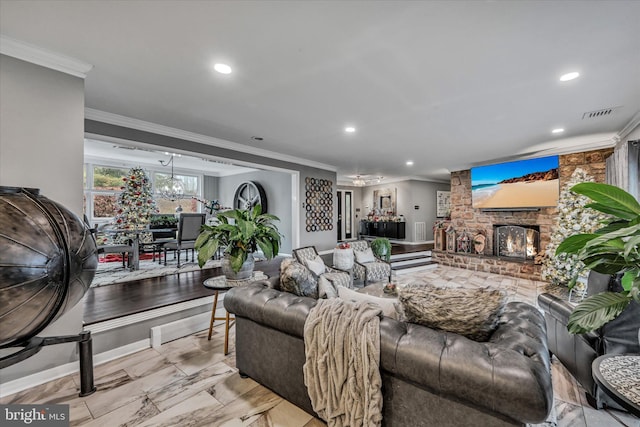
xmin=582 ymin=106 xmax=621 ymax=120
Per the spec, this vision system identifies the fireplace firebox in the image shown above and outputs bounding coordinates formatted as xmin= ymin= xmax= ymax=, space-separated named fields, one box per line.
xmin=493 ymin=225 xmax=539 ymax=260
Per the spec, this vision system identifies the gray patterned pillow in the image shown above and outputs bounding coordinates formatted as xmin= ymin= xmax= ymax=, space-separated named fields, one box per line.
xmin=398 ymin=285 xmax=506 ymax=341
xmin=279 ymin=259 xmax=318 ymax=298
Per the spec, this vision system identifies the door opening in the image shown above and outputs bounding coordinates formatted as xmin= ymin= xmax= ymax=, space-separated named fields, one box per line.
xmin=337 ymin=190 xmax=354 ymax=241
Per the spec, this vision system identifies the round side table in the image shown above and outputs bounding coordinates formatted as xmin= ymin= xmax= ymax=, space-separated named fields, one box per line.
xmin=203 ymin=276 xmax=234 ymax=355
xmin=203 ymin=271 xmax=268 ymax=355
xmin=592 ymin=354 xmax=640 ymax=417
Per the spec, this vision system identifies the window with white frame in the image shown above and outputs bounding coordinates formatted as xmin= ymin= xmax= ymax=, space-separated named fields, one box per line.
xmin=152 ymin=171 xmax=200 ymax=214
xmin=84 ymin=163 xmax=202 ymax=223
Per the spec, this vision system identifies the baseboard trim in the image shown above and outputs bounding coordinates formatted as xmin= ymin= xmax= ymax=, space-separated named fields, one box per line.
xmin=0 ymin=339 xmax=150 ymax=398
xmin=150 ymin=312 xmax=213 ymax=349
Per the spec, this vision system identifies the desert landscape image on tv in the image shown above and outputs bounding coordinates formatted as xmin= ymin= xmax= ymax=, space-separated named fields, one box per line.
xmin=471 ymin=155 xmax=559 ymax=209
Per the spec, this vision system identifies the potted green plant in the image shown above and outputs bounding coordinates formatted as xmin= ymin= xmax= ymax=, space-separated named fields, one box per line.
xmin=371 ymin=237 xmax=392 ymax=262
xmin=149 ymin=214 xmax=178 ymax=229
xmin=555 ymin=182 xmax=640 ymax=333
xmin=195 ymin=205 xmax=282 ymax=280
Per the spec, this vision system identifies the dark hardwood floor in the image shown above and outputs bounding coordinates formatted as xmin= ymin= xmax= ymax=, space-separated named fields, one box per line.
xmin=83 ymin=256 xmax=286 ymax=325
xmin=83 ymin=243 xmax=433 ymax=325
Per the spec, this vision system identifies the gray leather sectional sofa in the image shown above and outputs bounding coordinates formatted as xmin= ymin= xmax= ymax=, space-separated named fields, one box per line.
xmin=539 ymin=271 xmax=640 ymax=409
xmin=224 ymin=282 xmax=553 ymax=426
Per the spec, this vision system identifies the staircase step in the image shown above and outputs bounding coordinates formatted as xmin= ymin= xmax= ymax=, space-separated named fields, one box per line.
xmin=392 ymin=261 xmax=438 ymax=274
xmin=390 ymin=251 xmax=432 ymax=262
xmin=390 ymin=243 xmax=434 ymax=254
xmin=391 ymin=257 xmax=432 ymax=268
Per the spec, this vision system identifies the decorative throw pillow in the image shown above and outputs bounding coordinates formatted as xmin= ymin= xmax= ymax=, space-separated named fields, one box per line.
xmin=280 ymin=259 xmax=318 ymax=298
xmin=398 ymin=285 xmax=506 ymax=341
xmin=279 ymin=257 xmax=295 ymax=273
xmin=318 ymin=275 xmax=338 ymax=299
xmin=355 ymin=248 xmax=375 ymax=264
xmin=338 ymin=286 xmax=398 ymax=320
xmin=304 ymin=255 xmax=326 ymax=276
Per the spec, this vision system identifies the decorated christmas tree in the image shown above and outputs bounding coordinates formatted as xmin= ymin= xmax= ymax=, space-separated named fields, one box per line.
xmin=541 ymin=168 xmax=608 ymax=286
xmin=113 ymin=167 xmax=158 ymax=241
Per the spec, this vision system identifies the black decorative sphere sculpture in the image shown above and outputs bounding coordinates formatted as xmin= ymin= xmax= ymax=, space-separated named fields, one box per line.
xmin=0 ymin=187 xmax=98 ymax=348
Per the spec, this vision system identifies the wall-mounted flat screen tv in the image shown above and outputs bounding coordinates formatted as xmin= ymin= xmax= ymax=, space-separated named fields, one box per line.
xmin=471 ymin=155 xmax=559 ymax=209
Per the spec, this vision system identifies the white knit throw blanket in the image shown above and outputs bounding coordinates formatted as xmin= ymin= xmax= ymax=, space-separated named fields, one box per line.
xmin=303 ymin=298 xmax=383 ymax=427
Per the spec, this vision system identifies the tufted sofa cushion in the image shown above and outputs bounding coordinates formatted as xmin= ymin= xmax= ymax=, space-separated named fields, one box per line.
xmin=225 ymin=282 xmax=316 ymax=338
xmin=379 ymin=301 xmax=551 ymax=423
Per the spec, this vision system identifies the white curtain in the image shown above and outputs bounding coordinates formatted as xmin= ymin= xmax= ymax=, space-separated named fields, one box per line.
xmin=606 ymin=140 xmax=640 ymax=201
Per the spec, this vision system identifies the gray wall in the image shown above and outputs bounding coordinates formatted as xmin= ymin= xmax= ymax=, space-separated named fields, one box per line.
xmin=217 ymin=170 xmax=293 ymax=254
xmin=202 ymin=175 xmax=220 ymax=202
xmin=298 ymin=167 xmax=338 ymax=251
xmin=359 ymin=180 xmax=450 ymax=241
xmin=0 ymin=55 xmax=86 ymax=382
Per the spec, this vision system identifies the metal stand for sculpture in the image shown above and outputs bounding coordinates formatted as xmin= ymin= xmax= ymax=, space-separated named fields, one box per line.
xmin=0 ymin=332 xmax=96 ymax=396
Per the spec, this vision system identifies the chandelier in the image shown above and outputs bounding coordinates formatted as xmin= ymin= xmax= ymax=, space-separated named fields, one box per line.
xmin=352 ymin=175 xmax=382 ymax=187
xmin=158 ymin=154 xmax=185 ymax=201
xmin=352 ymin=176 xmax=367 ymax=187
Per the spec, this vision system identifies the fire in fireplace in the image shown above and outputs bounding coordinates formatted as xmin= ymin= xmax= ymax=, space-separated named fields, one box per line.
xmin=494 ymin=225 xmax=540 ymax=260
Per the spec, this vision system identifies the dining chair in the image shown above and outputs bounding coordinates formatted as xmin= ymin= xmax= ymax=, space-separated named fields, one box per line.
xmin=87 ymin=218 xmax=135 ymax=269
xmin=162 ymin=213 xmax=206 ymax=267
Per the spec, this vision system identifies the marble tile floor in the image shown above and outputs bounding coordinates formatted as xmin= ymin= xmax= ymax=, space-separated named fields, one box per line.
xmin=2 ymin=327 xmax=636 ymax=427
xmin=3 ymin=266 xmax=638 ymax=427
xmin=393 ymin=265 xmax=572 ymax=309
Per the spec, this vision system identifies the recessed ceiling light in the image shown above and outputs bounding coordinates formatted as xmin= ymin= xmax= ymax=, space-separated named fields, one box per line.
xmin=559 ymin=72 xmax=579 ymax=82
xmin=214 ymin=63 xmax=232 ymax=74
xmin=552 ymin=128 xmax=565 ymax=134
xmin=345 ymin=126 xmax=356 ymax=133
xmin=406 ymin=161 xmax=414 ymax=166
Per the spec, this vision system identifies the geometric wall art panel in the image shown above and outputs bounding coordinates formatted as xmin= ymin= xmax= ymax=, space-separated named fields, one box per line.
xmin=305 ymin=177 xmax=333 ymax=232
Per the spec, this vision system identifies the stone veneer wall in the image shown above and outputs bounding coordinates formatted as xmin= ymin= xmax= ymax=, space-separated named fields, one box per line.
xmin=432 ymin=148 xmax=613 ymax=280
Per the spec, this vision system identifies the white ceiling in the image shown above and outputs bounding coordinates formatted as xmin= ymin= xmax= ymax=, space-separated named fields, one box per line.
xmin=1 ymin=1 xmax=639 ymax=183
xmin=84 ymin=138 xmax=257 ymax=177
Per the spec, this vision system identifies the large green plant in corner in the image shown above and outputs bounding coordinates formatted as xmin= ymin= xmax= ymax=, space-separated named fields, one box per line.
xmin=556 ymin=182 xmax=640 ymax=333
xmin=194 ymin=205 xmax=282 ymax=272
xmin=371 ymin=237 xmax=392 ymax=262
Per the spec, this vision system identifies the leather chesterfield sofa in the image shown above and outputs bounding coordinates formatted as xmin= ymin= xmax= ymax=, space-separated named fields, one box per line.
xmin=538 ymin=271 xmax=640 ymax=409
xmin=224 ymin=282 xmax=553 ymax=426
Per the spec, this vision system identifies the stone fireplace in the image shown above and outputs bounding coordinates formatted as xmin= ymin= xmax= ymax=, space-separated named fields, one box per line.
xmin=493 ymin=225 xmax=540 ymax=260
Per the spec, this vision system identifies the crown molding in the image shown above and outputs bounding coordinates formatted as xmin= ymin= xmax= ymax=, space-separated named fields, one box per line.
xmin=524 ymin=134 xmax=617 ymax=158
xmin=449 ymin=133 xmax=618 ymax=173
xmin=617 ymin=110 xmax=640 ymax=142
xmin=337 ymin=174 xmax=448 ymax=187
xmin=85 ymin=108 xmax=337 ymax=172
xmin=0 ymin=35 xmax=93 ymax=78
